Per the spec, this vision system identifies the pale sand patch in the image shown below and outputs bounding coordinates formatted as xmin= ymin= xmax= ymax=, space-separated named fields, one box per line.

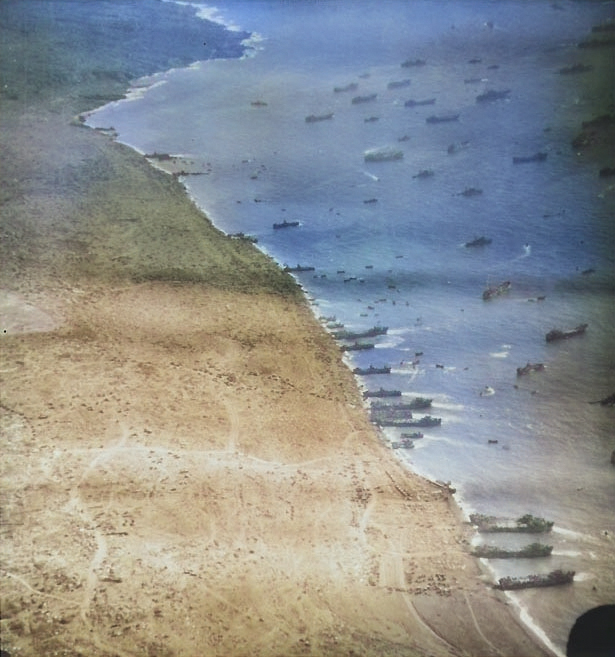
xmin=0 ymin=290 xmax=60 ymax=335
xmin=0 ymin=282 xmax=552 ymax=656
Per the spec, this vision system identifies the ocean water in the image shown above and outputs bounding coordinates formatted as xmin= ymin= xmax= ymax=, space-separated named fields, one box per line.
xmin=86 ymin=1 xmax=615 ymax=653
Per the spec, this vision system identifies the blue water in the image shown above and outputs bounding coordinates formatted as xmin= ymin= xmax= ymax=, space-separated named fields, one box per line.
xmin=87 ymin=1 xmax=615 ymax=653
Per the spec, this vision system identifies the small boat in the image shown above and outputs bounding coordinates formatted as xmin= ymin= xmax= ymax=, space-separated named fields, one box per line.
xmin=426 ymin=113 xmax=459 ymax=123
xmin=364 ymin=116 xmax=379 ymax=123
xmin=401 ymin=58 xmax=426 ymax=67
xmin=465 ymin=236 xmax=491 ymax=247
xmin=250 ymin=100 xmax=268 ymax=107
xmin=482 ymin=281 xmax=511 ymax=300
xmin=513 ymin=152 xmax=547 ymax=164
xmin=229 ymin=232 xmax=258 ymax=243
xmin=391 ymin=439 xmax=414 ymax=449
xmin=476 ymin=89 xmax=511 ymax=102
xmin=459 ymin=187 xmax=483 ymax=197
xmin=333 ymin=82 xmax=358 ymax=93
xmin=273 ymin=220 xmax=300 ymax=229
xmin=589 ymin=393 xmax=615 ymax=407
xmin=363 ymin=198 xmax=378 ymax=204
xmin=412 ymin=169 xmax=434 ymax=179
xmin=353 ymin=365 xmax=391 ymax=375
xmin=404 ymin=98 xmax=436 ymax=107
xmin=341 ymin=342 xmax=375 ymax=352
xmin=351 ymin=93 xmax=377 ymax=104
xmin=334 ymin=326 xmax=388 ymax=340
xmin=516 ymin=362 xmax=545 ymax=376
xmin=545 ymin=323 xmax=588 ymax=343
xmin=364 ymin=146 xmax=404 ymax=162
xmin=283 ymin=264 xmax=315 ymax=273
xmin=401 ymin=432 xmax=424 ymax=440
xmin=387 ymin=79 xmax=411 ymax=89
xmin=364 ymin=388 xmax=402 ymax=398
xmin=495 ymin=570 xmax=574 ymax=591
xmin=305 ymin=112 xmax=334 ymax=123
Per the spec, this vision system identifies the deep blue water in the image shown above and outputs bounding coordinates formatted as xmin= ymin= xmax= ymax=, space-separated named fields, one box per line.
xmin=87 ymin=1 xmax=615 ymax=653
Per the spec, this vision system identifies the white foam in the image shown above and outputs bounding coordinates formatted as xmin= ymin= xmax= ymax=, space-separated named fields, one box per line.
xmin=505 ymin=592 xmax=566 ymax=657
xmin=124 ymin=79 xmax=168 ymax=102
xmin=552 ymin=526 xmax=596 ymax=542
xmin=362 ymin=171 xmax=380 ymax=181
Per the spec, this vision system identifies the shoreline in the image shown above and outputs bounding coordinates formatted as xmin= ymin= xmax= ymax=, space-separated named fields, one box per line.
xmin=1 ymin=2 xmax=601 ymax=655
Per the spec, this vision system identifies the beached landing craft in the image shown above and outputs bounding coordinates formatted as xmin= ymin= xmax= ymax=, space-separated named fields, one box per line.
xmin=495 ymin=570 xmax=575 ymax=591
xmin=470 ymin=513 xmax=554 ymax=533
xmin=401 ymin=431 xmax=424 ymax=440
xmin=283 ymin=264 xmax=315 ymax=273
xmin=352 ymin=365 xmax=391 ymax=375
xmin=545 ymin=323 xmax=588 ymax=342
xmin=364 ymin=388 xmax=402 ymax=399
xmin=333 ymin=326 xmax=388 ymax=340
xmin=407 ymin=415 xmax=442 ymax=427
xmin=471 ymin=542 xmax=553 ymax=558
xmin=341 ymin=342 xmax=375 ymax=352
xmin=372 ymin=414 xmax=441 ymax=428
xmin=391 ymin=439 xmax=415 ymax=449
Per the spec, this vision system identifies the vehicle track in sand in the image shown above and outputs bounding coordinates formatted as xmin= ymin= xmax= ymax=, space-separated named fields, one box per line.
xmin=464 ymin=590 xmax=503 ymax=656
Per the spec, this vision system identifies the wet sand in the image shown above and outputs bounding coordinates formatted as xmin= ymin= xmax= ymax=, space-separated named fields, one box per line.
xmin=0 ymin=5 xmax=562 ymax=656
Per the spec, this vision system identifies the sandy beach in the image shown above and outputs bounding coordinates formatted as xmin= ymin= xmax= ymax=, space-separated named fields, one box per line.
xmin=0 ymin=4 xmax=584 ymax=655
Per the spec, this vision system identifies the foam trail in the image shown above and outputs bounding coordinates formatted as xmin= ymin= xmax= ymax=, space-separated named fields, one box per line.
xmin=505 ymin=593 xmax=566 ymax=657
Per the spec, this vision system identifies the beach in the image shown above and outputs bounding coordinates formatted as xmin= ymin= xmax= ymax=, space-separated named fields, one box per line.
xmin=2 ymin=2 xmax=611 ymax=656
